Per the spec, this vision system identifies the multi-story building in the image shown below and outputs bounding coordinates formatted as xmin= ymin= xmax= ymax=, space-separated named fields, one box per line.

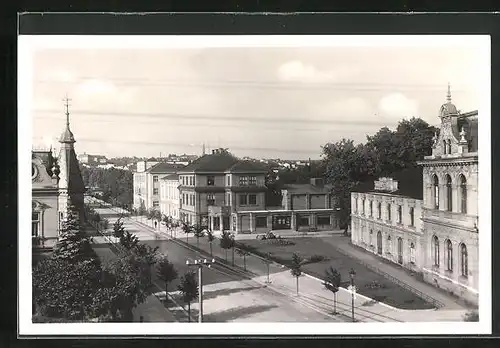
xmin=77 ymin=152 xmax=108 ymax=165
xmin=159 ymin=173 xmax=180 ymax=220
xmin=351 ymin=169 xmax=425 ymax=272
xmin=32 ymin=103 xmax=85 ymax=251
xmin=133 ymin=161 xmax=184 ymax=211
xmin=350 ymin=86 xmax=478 ymax=306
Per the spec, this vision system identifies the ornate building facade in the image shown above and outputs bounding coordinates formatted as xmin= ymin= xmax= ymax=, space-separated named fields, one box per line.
xmin=32 ymin=98 xmax=85 ymax=250
xmin=351 ymin=86 xmax=479 ymax=306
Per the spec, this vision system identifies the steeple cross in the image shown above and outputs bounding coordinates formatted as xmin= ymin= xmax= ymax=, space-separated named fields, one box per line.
xmin=63 ymin=95 xmax=72 ymax=126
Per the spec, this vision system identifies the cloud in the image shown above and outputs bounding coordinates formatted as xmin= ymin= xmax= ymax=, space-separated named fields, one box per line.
xmin=378 ymin=93 xmax=419 ymax=119
xmin=77 ymin=79 xmax=116 ymax=97
xmin=277 ymin=60 xmax=337 ymax=83
xmin=314 ymin=97 xmax=374 ymax=122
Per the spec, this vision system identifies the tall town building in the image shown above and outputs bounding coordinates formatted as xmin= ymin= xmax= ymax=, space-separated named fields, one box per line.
xmin=133 ymin=161 xmax=185 ymax=211
xmin=32 ymin=98 xmax=85 ymax=250
xmin=350 ymin=86 xmax=479 ymax=306
xmin=160 ymin=174 xmax=180 ymax=220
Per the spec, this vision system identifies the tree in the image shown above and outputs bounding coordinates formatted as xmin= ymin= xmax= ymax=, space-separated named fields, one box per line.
xmin=206 ymin=229 xmax=215 ymax=256
xmin=53 ymin=206 xmax=97 ymax=263
xmin=219 ymin=231 xmax=233 ymax=262
xmin=463 ymin=310 xmax=479 ymax=322
xmin=192 ymin=224 xmax=205 ymax=249
xmin=112 ymin=218 xmax=126 ymax=240
xmin=156 ymin=256 xmax=178 ymax=303
xmin=236 ymin=248 xmax=250 ymax=271
xmin=162 ymin=215 xmax=173 ymax=237
xmin=33 ymin=257 xmax=102 ymax=320
xmin=290 ymin=253 xmax=304 ymax=296
xmin=119 ymin=231 xmax=139 ymax=251
xmin=182 ymin=222 xmax=193 ymax=243
xmin=177 ymin=271 xmax=199 ymax=322
xmin=323 ymin=266 xmax=342 ymax=315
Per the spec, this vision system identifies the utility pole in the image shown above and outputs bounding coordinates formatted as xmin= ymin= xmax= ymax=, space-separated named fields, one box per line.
xmin=349 ymin=268 xmax=356 ymax=322
xmin=186 ymin=258 xmax=216 ymax=323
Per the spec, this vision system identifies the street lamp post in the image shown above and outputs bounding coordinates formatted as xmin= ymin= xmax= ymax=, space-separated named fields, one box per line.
xmin=186 ymin=258 xmax=216 ymax=323
xmin=349 ymin=268 xmax=356 ymax=322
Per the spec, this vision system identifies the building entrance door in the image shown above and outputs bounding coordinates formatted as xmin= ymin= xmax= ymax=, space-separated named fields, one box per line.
xmin=377 ymin=231 xmax=382 ymax=255
xmin=397 ymin=237 xmax=403 ymax=264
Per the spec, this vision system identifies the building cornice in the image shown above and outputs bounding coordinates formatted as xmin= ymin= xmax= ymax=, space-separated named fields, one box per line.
xmin=418 ymin=154 xmax=478 ymax=167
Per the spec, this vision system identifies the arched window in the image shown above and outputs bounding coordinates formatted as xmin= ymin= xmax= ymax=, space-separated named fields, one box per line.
xmin=446 ymin=239 xmax=453 ymax=272
xmin=409 ymin=207 xmax=415 ymax=226
xmin=442 ymin=140 xmax=447 ymax=154
xmin=377 ymin=202 xmax=382 ymax=219
xmin=387 ymin=203 xmax=392 ymax=221
xmin=460 ymin=243 xmax=468 ymax=277
xmin=432 ymin=175 xmax=440 ymax=209
xmin=445 ymin=175 xmax=452 ymax=212
xmin=433 ymin=235 xmax=440 ymax=266
xmin=460 ymin=175 xmax=467 ymax=214
xmin=387 ymin=235 xmax=392 ymax=254
xmin=447 ymin=139 xmax=452 ymax=154
xmin=397 ymin=205 xmax=402 ymax=224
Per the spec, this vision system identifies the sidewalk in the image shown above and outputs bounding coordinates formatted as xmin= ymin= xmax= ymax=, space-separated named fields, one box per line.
xmin=320 ymin=236 xmax=467 ymax=310
xmin=128 ymin=216 xmax=468 ymax=322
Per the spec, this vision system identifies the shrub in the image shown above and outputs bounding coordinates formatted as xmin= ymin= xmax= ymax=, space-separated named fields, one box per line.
xmin=463 ymin=310 xmax=479 ymax=322
xmin=307 ymin=254 xmax=327 ymax=263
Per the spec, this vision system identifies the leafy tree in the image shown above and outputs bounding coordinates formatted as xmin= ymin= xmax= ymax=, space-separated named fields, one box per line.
xmin=112 ymin=218 xmax=126 ymax=240
xmin=162 ymin=215 xmax=173 ymax=236
xmin=53 ymin=206 xmax=97 ymax=263
xmin=290 ymin=253 xmax=304 ymax=296
xmin=323 ymin=266 xmax=342 ymax=314
xmin=177 ymin=271 xmax=199 ymax=322
xmin=33 ymin=257 xmax=102 ymax=320
xmin=156 ymin=256 xmax=178 ymax=302
xmin=236 ymin=248 xmax=250 ymax=271
xmin=120 ymin=230 xmax=140 ymax=251
xmin=192 ymin=224 xmax=205 ymax=249
xmin=206 ymin=229 xmax=215 ymax=256
xmin=463 ymin=310 xmax=479 ymax=322
xmin=219 ymin=231 xmax=233 ymax=262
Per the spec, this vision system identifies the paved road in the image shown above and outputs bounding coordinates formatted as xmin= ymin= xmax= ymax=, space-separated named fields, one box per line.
xmin=93 ymin=207 xmax=340 ymax=322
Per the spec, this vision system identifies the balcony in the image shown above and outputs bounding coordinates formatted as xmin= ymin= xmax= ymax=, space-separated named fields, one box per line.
xmin=208 ymin=205 xmax=231 ymax=216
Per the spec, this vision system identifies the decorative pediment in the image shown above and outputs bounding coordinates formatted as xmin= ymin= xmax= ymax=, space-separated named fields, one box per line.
xmin=32 ymin=200 xmax=51 ymax=210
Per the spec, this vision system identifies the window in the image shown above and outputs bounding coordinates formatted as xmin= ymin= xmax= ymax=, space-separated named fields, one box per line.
xmin=446 ymin=239 xmax=453 ymax=272
xmin=442 ymin=140 xmax=447 ymax=154
xmin=182 ymin=194 xmax=186 ymax=205
xmin=32 ymin=212 xmax=40 ymax=237
xmin=446 ymin=175 xmax=452 ymax=212
xmin=239 ymin=176 xmax=248 ymax=186
xmin=239 ymin=194 xmax=248 ymax=205
xmin=447 ymin=139 xmax=452 ymax=154
xmin=460 ymin=175 xmax=467 ymax=214
xmin=369 ymin=230 xmax=373 ymax=246
xmin=460 ymin=243 xmax=468 ymax=277
xmin=190 ymin=195 xmax=195 ymax=206
xmin=410 ymin=243 xmax=416 ymax=264
xmin=249 ymin=176 xmax=257 ymax=186
xmin=387 ymin=235 xmax=392 ymax=254
xmin=361 ymin=199 xmax=365 ymax=215
xmin=409 ymin=207 xmax=415 ymax=226
xmin=298 ymin=216 xmax=309 ymax=226
xmin=369 ymin=201 xmax=373 ymax=217
xmin=207 ymin=194 xmax=215 ymax=206
xmin=397 ymin=205 xmax=402 ymax=224
xmin=189 ymin=176 xmax=194 ymax=186
xmin=433 ymin=175 xmax=439 ymax=209
xmin=227 ymin=175 xmax=231 ymax=186
xmin=317 ymin=216 xmax=330 ymax=225
xmin=387 ymin=203 xmax=391 ymax=221
xmin=153 ymin=175 xmax=158 ymax=183
xmin=207 ymin=176 xmax=215 ymax=186
xmin=433 ymin=236 xmax=440 ymax=266
xmin=249 ymin=194 xmax=257 ymax=205
xmin=377 ymin=202 xmax=382 ymax=219
xmin=256 ymin=216 xmax=267 ymax=228
xmin=153 ymin=188 xmax=159 ymax=195
xmin=182 ymin=176 xmax=185 ymax=186
xmin=153 ymin=201 xmax=159 ymax=207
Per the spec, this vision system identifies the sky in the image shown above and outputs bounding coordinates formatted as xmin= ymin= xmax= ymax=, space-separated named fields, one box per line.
xmin=29 ymin=37 xmax=483 ymax=160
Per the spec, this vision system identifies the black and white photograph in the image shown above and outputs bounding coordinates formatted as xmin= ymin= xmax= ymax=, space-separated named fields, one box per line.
xmin=19 ymin=33 xmax=491 ymax=336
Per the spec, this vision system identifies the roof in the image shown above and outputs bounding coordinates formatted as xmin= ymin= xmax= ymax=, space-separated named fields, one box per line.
xmin=147 ymin=162 xmax=185 ymax=173
xmin=227 ymin=160 xmax=269 ymax=173
xmin=178 ymin=152 xmax=239 ymax=173
xmin=282 ymin=183 xmax=333 ymax=195
xmin=353 ymin=167 xmax=423 ymax=200
xmin=59 ymin=126 xmax=75 ymax=143
xmin=161 ymin=173 xmax=179 ymax=180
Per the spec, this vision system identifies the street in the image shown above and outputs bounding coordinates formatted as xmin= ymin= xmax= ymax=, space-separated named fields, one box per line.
xmin=92 ymin=206 xmax=340 ymax=322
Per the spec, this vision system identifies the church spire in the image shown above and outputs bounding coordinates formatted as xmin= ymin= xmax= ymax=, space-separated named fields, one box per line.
xmin=446 ymin=82 xmax=452 ymax=103
xmin=202 ymin=142 xmax=206 ymax=156
xmin=59 ymin=95 xmax=75 ymax=144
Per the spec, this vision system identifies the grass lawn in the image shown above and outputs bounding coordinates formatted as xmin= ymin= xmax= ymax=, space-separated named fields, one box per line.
xmin=238 ymin=237 xmax=435 ymax=310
